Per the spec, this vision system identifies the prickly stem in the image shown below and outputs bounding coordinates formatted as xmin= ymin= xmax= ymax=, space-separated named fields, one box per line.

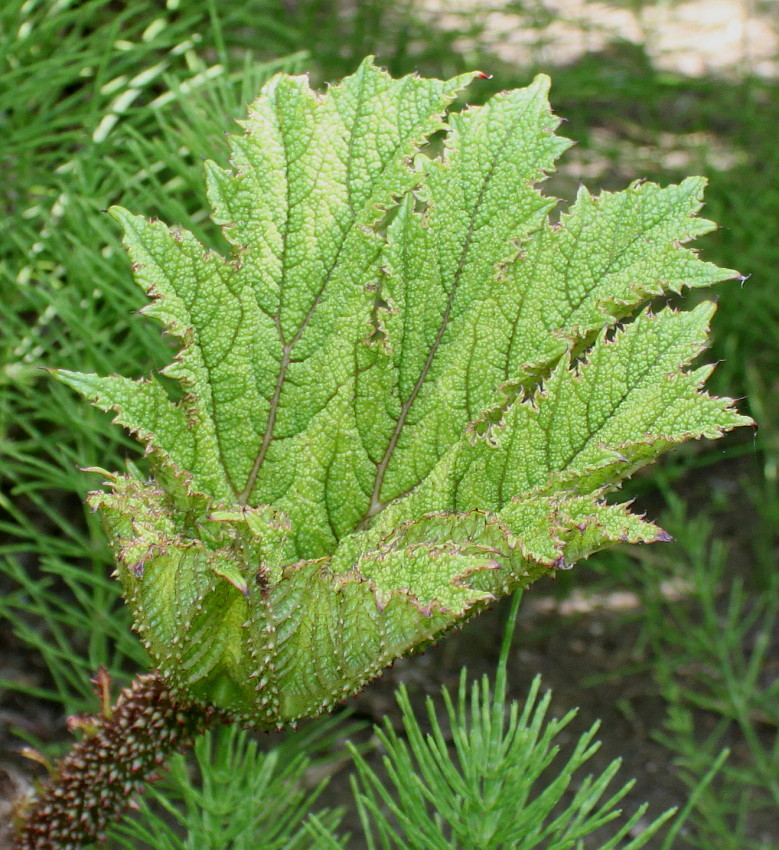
xmin=13 ymin=671 xmax=214 ymax=849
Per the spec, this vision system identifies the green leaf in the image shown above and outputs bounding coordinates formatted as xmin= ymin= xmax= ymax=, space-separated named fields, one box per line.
xmin=56 ymin=58 xmax=751 ymax=726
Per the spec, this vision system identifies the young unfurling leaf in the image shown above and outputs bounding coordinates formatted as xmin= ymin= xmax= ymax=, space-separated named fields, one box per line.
xmin=58 ymin=58 xmax=750 ymax=728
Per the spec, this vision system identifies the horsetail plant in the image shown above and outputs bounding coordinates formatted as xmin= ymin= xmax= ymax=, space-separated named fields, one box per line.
xmin=14 ymin=57 xmax=750 ymax=847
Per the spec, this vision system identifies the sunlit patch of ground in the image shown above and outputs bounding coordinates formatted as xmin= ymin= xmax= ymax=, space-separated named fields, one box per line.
xmin=418 ymin=0 xmax=778 ymax=78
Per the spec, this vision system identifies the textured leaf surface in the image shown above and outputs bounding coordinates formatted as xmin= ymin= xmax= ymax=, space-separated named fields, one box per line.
xmin=58 ymin=59 xmax=750 ymax=725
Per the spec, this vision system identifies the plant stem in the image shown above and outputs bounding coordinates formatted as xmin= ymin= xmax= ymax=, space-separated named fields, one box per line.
xmin=13 ymin=671 xmax=212 ymax=850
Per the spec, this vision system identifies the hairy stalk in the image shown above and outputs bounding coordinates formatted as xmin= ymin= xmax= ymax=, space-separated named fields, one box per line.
xmin=13 ymin=671 xmax=214 ymax=850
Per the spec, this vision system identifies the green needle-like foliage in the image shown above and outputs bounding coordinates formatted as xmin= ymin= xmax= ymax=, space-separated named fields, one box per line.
xmin=109 ymin=722 xmax=346 ymax=850
xmin=57 ymin=57 xmax=750 ymax=729
xmin=349 ymin=606 xmax=677 ymax=850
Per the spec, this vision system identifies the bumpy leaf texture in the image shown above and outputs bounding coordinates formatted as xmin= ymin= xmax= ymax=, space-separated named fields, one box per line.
xmin=59 ymin=58 xmax=750 ymax=726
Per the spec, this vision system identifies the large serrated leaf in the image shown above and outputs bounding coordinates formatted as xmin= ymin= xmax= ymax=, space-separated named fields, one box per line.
xmin=57 ymin=58 xmax=750 ymax=726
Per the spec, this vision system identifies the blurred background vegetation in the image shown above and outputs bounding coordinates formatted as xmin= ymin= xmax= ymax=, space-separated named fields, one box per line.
xmin=1 ymin=0 xmax=777 ymax=847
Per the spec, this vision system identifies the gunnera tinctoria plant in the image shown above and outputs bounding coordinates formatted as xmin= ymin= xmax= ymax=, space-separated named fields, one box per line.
xmin=14 ymin=58 xmax=750 ymax=847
